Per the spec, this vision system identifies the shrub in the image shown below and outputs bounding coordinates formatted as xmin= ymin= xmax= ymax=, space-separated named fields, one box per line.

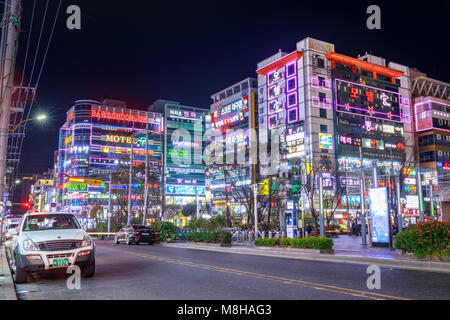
xmin=253 ymin=238 xmax=265 ymax=246
xmin=220 ymin=232 xmax=232 ymax=244
xmin=159 ymin=222 xmax=177 ymax=241
xmin=394 ymin=229 xmax=417 ymax=253
xmin=279 ymin=238 xmax=291 ymax=247
xmin=185 ymin=231 xmax=231 ymax=244
xmin=254 ymin=237 xmax=333 ymax=250
xmin=414 ymin=221 xmax=449 ymax=258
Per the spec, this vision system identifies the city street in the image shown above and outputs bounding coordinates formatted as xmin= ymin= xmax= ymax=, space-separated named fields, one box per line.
xmin=15 ymin=241 xmax=450 ymax=300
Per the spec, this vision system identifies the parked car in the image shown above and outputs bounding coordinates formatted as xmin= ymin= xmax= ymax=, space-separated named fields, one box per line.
xmin=114 ymin=225 xmax=156 ymax=245
xmin=6 ymin=223 xmax=20 ymax=240
xmin=10 ymin=212 xmax=95 ymax=284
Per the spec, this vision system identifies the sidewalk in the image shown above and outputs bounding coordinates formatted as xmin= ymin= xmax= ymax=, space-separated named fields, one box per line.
xmin=0 ymin=244 xmax=17 ymax=300
xmin=159 ymin=236 xmax=450 ymax=274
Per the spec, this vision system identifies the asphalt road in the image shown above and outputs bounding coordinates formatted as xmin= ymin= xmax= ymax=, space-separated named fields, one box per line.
xmin=15 ymin=240 xmax=450 ymax=300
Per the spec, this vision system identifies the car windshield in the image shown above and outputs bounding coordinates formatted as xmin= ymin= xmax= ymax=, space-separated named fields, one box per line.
xmin=22 ymin=214 xmax=81 ymax=232
xmin=8 ymin=224 xmax=18 ymax=229
xmin=132 ymin=225 xmax=150 ymax=230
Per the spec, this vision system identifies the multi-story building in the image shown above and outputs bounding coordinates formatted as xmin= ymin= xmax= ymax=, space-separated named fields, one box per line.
xmin=412 ymin=73 xmax=450 ymax=221
xmin=148 ymin=100 xmax=210 ymax=220
xmin=256 ymin=38 xmax=337 ymax=227
xmin=208 ymin=78 xmax=258 ymax=218
xmin=57 ymin=99 xmax=163 ymax=217
xmin=256 ymin=37 xmax=416 ymax=228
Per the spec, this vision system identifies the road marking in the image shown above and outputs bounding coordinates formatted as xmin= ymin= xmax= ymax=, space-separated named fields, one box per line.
xmin=103 ymin=246 xmax=410 ymax=300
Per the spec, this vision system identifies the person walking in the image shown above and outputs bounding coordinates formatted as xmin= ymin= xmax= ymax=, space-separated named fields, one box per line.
xmin=305 ymin=223 xmax=312 ymax=237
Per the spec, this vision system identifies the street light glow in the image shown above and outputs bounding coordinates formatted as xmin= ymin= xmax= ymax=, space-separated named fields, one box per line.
xmin=36 ymin=114 xmax=47 ymax=121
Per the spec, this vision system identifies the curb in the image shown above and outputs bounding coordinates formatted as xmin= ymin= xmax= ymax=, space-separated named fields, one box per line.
xmin=159 ymin=243 xmax=450 ymax=274
xmin=0 ymin=245 xmax=18 ymax=300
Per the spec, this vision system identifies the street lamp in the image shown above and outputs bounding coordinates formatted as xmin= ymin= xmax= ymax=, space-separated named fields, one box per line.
xmin=250 ymin=183 xmax=263 ymax=240
xmin=10 ymin=114 xmax=47 ymax=133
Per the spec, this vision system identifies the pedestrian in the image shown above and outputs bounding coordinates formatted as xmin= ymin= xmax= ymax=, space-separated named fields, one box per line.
xmin=305 ymin=223 xmax=312 ymax=237
xmin=351 ymin=221 xmax=356 ymax=236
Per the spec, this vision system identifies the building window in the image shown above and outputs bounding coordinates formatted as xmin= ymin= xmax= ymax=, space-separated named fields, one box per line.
xmin=320 ymin=109 xmax=327 ymax=118
xmin=219 ymin=93 xmax=225 ymax=100
xmin=320 ymin=125 xmax=328 ymax=133
xmin=226 ymin=89 xmax=233 ymax=97
xmin=233 ymin=86 xmax=241 ymax=94
xmin=242 ymin=82 xmax=249 ymax=91
xmin=319 ymin=92 xmax=326 ymax=101
xmin=317 ymin=58 xmax=325 ymax=68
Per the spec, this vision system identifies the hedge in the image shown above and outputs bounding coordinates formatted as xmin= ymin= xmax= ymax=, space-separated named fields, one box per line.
xmin=186 ymin=231 xmax=232 ymax=245
xmin=254 ymin=237 xmax=333 ymax=250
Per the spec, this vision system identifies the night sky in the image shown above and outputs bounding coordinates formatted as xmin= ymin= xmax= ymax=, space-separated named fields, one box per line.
xmin=16 ymin=0 xmax=450 ymax=175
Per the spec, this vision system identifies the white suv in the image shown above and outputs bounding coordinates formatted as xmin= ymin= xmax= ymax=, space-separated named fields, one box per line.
xmin=10 ymin=212 xmax=95 ymax=284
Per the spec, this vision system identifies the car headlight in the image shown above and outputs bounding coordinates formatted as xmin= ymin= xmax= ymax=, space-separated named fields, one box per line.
xmin=23 ymin=238 xmax=39 ymax=251
xmin=81 ymin=235 xmax=92 ymax=248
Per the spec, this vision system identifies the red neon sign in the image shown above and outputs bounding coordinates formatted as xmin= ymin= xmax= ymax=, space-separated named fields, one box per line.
xmin=350 ymin=88 xmax=359 ymax=99
xmin=91 ymin=109 xmax=148 ymax=124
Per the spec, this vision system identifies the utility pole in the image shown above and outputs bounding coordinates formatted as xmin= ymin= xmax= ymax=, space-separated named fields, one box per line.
xmin=108 ymin=172 xmax=112 ymax=238
xmin=359 ymin=147 xmax=367 ymax=246
xmin=143 ymin=128 xmax=149 ymax=225
xmin=319 ymin=173 xmax=324 ymax=237
xmin=0 ymin=0 xmax=21 ymax=245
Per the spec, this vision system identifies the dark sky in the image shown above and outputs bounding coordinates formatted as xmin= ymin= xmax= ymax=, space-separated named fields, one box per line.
xmin=16 ymin=0 xmax=450 ymax=175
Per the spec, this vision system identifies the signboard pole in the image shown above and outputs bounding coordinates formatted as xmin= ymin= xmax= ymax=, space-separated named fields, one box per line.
xmin=319 ymin=173 xmax=325 ymax=237
xmin=417 ymin=166 xmax=424 ymax=222
xmin=396 ymin=176 xmax=403 ymax=233
xmin=359 ymin=147 xmax=367 ymax=245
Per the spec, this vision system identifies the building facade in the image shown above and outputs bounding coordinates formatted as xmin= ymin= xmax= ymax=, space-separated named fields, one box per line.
xmin=149 ymin=100 xmax=210 ymax=220
xmin=412 ymin=74 xmax=450 ymax=220
xmin=208 ymin=78 xmax=258 ymax=218
xmin=57 ymin=99 xmax=163 ymax=217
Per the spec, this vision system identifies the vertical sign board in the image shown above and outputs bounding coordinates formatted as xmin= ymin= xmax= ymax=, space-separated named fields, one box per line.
xmin=286 ymin=200 xmax=298 ymax=239
xmin=369 ymin=188 xmax=390 ymax=247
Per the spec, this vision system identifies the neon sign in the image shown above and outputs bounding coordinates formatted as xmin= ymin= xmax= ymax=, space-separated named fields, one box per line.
xmin=213 ymin=97 xmax=248 ymax=119
xmin=91 ymin=109 xmax=147 ymax=124
xmin=335 ymin=79 xmax=401 ymax=122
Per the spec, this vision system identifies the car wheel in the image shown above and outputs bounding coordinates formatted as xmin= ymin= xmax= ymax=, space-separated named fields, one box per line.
xmin=14 ymin=255 xmax=28 ymax=284
xmin=126 ymin=236 xmax=132 ymax=245
xmin=82 ymin=260 xmax=95 ymax=278
xmin=114 ymin=236 xmax=119 ymax=244
xmin=148 ymin=241 xmax=154 ymax=245
xmin=135 ymin=241 xmax=140 ymax=245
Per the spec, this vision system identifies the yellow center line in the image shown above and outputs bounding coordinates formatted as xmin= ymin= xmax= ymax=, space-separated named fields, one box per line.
xmin=103 ymin=247 xmax=410 ymax=300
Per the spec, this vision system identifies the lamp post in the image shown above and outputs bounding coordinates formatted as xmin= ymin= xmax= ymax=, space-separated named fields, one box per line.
xmin=250 ymin=183 xmax=263 ymax=240
xmin=9 ymin=114 xmax=47 ymax=133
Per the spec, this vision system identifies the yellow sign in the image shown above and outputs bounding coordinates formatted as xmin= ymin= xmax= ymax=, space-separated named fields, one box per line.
xmin=105 ymin=135 xmax=139 ymax=145
xmin=260 ymin=180 xmax=269 ymax=196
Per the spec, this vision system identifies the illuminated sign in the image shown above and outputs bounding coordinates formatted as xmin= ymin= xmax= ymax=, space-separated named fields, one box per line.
xmin=339 ymin=135 xmax=361 ymax=146
xmin=363 ymin=138 xmax=384 ymax=150
xmin=169 ymin=109 xmax=201 ymax=121
xmin=105 ymin=135 xmax=139 ymax=145
xmin=213 ymin=97 xmax=248 ymax=119
xmin=335 ymin=79 xmax=401 ymax=122
xmin=68 ymin=182 xmax=88 ymax=192
xmin=319 ymin=133 xmax=333 ymax=150
xmin=406 ymin=195 xmax=419 ymax=209
xmin=91 ymin=109 xmax=147 ymax=124
xmin=166 ymin=185 xmax=205 ymax=195
xmin=369 ymin=188 xmax=390 ymax=245
xmin=340 ymin=178 xmax=360 ymax=186
xmin=70 ymin=146 xmax=90 ymax=154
